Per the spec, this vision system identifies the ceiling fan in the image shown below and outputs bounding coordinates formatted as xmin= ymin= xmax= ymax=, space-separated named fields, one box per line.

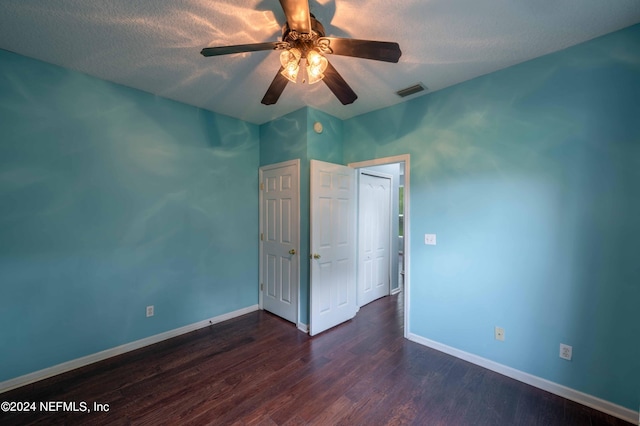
xmin=200 ymin=0 xmax=402 ymax=106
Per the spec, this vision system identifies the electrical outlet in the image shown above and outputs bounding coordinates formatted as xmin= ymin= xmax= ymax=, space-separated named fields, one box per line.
xmin=424 ymin=234 xmax=437 ymax=245
xmin=495 ymin=326 xmax=505 ymax=341
xmin=560 ymin=343 xmax=572 ymax=360
xmin=146 ymin=305 xmax=154 ymax=317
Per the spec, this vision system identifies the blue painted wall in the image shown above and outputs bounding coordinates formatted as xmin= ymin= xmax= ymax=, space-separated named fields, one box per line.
xmin=307 ymin=108 xmax=344 ymax=164
xmin=343 ymin=25 xmax=640 ymax=410
xmin=2 ymin=21 xmax=638 ymax=412
xmin=0 ymin=49 xmax=260 ymax=382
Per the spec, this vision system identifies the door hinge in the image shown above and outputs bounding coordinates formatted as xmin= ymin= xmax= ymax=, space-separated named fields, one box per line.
xmin=260 ymin=182 xmax=264 ymax=190
xmin=260 ymin=233 xmax=264 ymax=241
xmin=260 ymin=283 xmax=264 ymax=291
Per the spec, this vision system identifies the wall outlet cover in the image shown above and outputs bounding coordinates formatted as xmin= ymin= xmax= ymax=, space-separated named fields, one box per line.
xmin=146 ymin=305 xmax=154 ymax=317
xmin=424 ymin=234 xmax=437 ymax=245
xmin=560 ymin=343 xmax=572 ymax=360
xmin=495 ymin=326 xmax=505 ymax=341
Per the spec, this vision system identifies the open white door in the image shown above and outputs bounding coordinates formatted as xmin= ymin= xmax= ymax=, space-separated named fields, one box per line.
xmin=309 ymin=160 xmax=357 ymax=336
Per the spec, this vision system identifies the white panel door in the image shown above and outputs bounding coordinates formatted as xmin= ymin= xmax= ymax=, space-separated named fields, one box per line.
xmin=261 ymin=161 xmax=299 ymax=324
xmin=357 ymin=172 xmax=391 ymax=307
xmin=309 ymin=160 xmax=357 ymax=336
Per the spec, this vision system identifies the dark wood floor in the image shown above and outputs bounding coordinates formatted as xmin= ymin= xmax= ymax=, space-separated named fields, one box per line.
xmin=1 ymin=294 xmax=632 ymax=425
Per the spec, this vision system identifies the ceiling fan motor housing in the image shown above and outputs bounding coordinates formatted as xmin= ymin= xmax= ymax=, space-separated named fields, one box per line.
xmin=281 ymin=14 xmax=329 ymax=55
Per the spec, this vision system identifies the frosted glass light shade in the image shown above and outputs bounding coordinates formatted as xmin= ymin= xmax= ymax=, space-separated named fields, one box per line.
xmin=306 ymin=49 xmax=328 ymax=84
xmin=280 ymin=48 xmax=301 ymax=83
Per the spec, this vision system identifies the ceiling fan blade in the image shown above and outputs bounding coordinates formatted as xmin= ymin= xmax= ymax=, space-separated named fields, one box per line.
xmin=322 ymin=61 xmax=357 ymax=105
xmin=279 ymin=0 xmax=311 ymax=33
xmin=320 ymin=38 xmax=402 ymax=63
xmin=261 ymin=67 xmax=290 ymax=105
xmin=200 ymin=42 xmax=282 ymax=57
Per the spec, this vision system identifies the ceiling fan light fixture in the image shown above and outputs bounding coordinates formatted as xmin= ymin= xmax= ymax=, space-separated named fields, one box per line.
xmin=200 ymin=2 xmax=401 ymax=106
xmin=306 ymin=49 xmax=328 ymax=84
xmin=280 ymin=48 xmax=301 ymax=83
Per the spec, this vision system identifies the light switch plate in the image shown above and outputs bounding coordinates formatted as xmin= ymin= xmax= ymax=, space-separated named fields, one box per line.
xmin=424 ymin=234 xmax=437 ymax=245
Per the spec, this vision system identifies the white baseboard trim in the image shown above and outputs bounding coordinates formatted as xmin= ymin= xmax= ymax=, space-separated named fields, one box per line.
xmin=407 ymin=333 xmax=638 ymax=425
xmin=297 ymin=322 xmax=309 ymax=333
xmin=0 ymin=305 xmax=260 ymax=394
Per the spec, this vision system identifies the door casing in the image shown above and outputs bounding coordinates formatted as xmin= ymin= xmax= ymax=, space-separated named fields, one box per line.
xmin=349 ymin=155 xmax=410 ymax=338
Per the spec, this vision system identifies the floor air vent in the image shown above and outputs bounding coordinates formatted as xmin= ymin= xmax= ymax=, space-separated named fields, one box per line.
xmin=396 ymin=83 xmax=426 ymax=98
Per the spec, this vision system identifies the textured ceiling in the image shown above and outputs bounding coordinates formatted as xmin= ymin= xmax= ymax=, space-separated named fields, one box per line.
xmin=1 ymin=0 xmax=640 ymax=124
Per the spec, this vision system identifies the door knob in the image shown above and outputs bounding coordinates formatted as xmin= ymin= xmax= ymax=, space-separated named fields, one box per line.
xmin=313 ymin=253 xmax=321 ymax=259
xmin=289 ymin=249 xmax=296 ymax=255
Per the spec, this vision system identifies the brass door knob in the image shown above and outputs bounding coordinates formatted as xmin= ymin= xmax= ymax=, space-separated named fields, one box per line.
xmin=289 ymin=249 xmax=296 ymax=255
xmin=313 ymin=253 xmax=321 ymax=259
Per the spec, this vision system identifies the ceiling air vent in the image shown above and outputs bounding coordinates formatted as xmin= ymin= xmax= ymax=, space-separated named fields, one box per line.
xmin=396 ymin=83 xmax=427 ymax=98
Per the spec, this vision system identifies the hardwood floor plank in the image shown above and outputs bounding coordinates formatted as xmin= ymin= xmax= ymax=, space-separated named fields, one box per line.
xmin=1 ymin=294 xmax=633 ymax=425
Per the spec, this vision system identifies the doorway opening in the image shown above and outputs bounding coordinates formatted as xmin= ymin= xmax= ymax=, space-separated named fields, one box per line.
xmin=349 ymin=155 xmax=410 ymax=338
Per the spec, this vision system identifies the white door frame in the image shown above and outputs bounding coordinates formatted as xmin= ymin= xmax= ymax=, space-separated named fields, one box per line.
xmin=357 ymin=169 xmax=393 ymax=307
xmin=258 ymin=159 xmax=301 ymax=325
xmin=349 ymin=154 xmax=410 ymax=338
